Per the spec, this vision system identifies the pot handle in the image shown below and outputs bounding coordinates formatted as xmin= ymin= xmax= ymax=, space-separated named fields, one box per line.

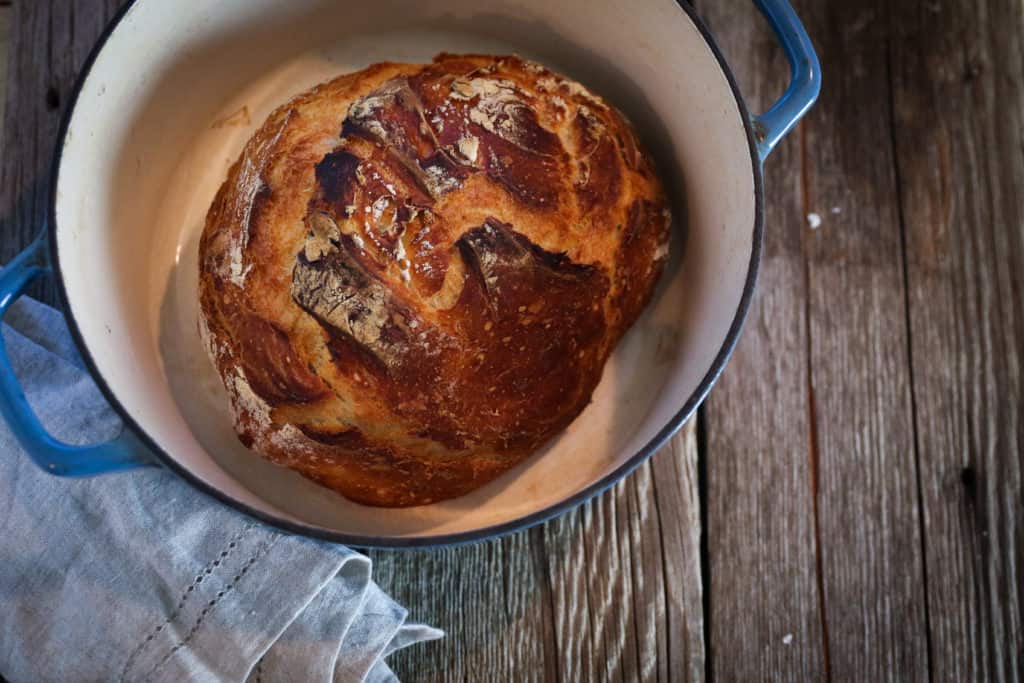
xmin=751 ymin=0 xmax=821 ymax=160
xmin=0 ymin=236 xmax=151 ymax=476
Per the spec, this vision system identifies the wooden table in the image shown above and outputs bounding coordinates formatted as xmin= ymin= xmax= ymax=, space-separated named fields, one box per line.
xmin=2 ymin=1 xmax=1021 ymax=680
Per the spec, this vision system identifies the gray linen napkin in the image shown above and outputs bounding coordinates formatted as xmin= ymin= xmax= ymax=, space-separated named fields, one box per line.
xmin=0 ymin=297 xmax=441 ymax=682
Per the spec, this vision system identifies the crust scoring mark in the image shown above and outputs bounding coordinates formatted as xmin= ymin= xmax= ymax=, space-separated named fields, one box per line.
xmin=304 ymin=211 xmax=341 ymax=262
xmin=293 ymin=62 xmax=624 ymax=377
xmin=456 ymin=218 xmax=605 ymax=306
xmin=292 ymin=241 xmax=408 ymax=367
xmin=343 ymin=77 xmax=466 ymax=201
xmin=426 ymin=250 xmax=467 ymax=310
xmin=300 ymin=65 xmax=580 ymax=320
xmin=226 ymin=368 xmax=272 ymax=431
xmin=344 ymin=69 xmax=566 ymax=210
xmin=221 ymin=110 xmax=294 ymax=287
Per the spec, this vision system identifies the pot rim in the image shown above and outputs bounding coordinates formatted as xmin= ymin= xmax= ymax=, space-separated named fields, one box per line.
xmin=47 ymin=0 xmax=765 ymax=549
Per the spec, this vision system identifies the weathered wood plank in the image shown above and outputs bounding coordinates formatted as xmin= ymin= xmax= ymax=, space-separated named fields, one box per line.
xmin=704 ymin=0 xmax=934 ymax=679
xmin=0 ymin=0 xmax=124 ymax=304
xmin=0 ymin=4 xmax=11 ymax=129
xmin=698 ymin=2 xmax=827 ymax=679
xmin=647 ymin=426 xmax=706 ymax=681
xmin=369 ymin=530 xmax=559 ymax=682
xmin=374 ymin=425 xmax=705 ymax=682
xmin=795 ymin=0 xmax=930 ymax=678
xmin=888 ymin=0 xmax=1024 ymax=679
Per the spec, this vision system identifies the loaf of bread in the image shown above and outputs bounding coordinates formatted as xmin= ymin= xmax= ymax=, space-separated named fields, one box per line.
xmin=199 ymin=54 xmax=671 ymax=506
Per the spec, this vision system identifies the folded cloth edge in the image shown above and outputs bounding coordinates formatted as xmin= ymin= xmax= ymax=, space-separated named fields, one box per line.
xmin=0 ymin=297 xmax=442 ymax=683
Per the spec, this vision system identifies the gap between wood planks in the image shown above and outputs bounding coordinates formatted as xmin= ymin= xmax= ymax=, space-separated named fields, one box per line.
xmin=796 ymin=25 xmax=838 ymax=683
xmin=799 ymin=96 xmax=833 ymax=683
xmin=698 ymin=0 xmax=939 ymax=680
xmin=883 ymin=9 xmax=935 ymax=674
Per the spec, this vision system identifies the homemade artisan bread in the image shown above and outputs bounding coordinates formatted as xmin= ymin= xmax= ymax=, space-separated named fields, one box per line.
xmin=199 ymin=54 xmax=671 ymax=506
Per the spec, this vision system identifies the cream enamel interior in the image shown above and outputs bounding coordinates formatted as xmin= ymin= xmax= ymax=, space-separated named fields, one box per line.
xmin=54 ymin=0 xmax=756 ymax=539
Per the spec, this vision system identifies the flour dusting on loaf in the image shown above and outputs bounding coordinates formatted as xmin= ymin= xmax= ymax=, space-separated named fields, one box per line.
xmin=199 ymin=54 xmax=671 ymax=506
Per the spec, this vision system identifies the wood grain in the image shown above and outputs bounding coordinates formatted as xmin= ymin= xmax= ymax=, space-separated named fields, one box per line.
xmin=0 ymin=5 xmax=10 ymax=129
xmin=697 ymin=1 xmax=827 ymax=679
xmin=798 ymin=1 xmax=931 ymax=678
xmin=888 ymin=0 xmax=1024 ymax=678
xmin=0 ymin=0 xmax=124 ymax=305
xmin=373 ymin=426 xmax=705 ymax=682
xmin=703 ymin=0 xmax=934 ymax=679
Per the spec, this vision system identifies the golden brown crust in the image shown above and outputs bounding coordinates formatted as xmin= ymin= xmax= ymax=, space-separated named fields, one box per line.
xmin=198 ymin=54 xmax=671 ymax=506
